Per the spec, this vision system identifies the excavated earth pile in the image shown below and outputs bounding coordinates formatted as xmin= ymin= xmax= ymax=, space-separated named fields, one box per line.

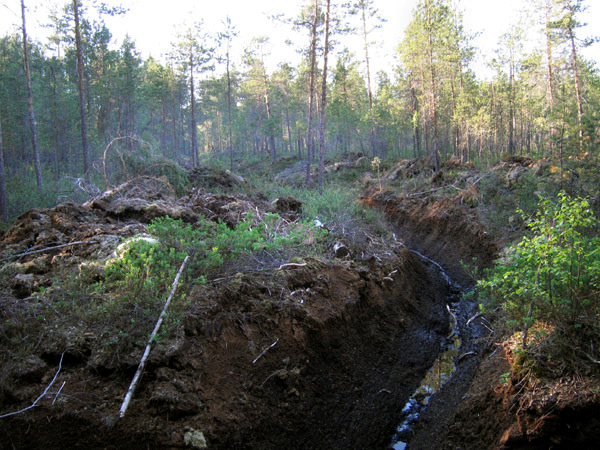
xmin=0 ymin=174 xmax=457 ymax=449
xmin=4 ymin=160 xmax=594 ymax=449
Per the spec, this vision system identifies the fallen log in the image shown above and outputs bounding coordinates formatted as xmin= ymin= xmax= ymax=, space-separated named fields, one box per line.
xmin=119 ymin=255 xmax=189 ymax=419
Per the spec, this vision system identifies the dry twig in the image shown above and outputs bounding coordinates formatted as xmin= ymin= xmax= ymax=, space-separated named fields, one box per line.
xmin=0 ymin=353 xmax=64 ymax=419
xmin=252 ymin=338 xmax=279 ymax=365
xmin=3 ymin=241 xmax=94 ymax=262
xmin=275 ymin=263 xmax=307 ymax=270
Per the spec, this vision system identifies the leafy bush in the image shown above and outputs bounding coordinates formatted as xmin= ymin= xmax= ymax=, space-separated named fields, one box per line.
xmin=102 ymin=213 xmax=325 ymax=300
xmin=478 ymin=192 xmax=600 ymax=340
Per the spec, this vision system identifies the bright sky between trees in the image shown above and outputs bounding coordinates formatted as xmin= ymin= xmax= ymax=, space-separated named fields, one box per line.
xmin=1 ymin=0 xmax=599 ymax=79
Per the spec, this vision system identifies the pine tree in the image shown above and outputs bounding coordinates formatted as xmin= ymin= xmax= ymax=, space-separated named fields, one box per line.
xmin=20 ymin=0 xmax=43 ymax=191
xmin=172 ymin=22 xmax=213 ymax=168
xmin=0 ymin=119 xmax=7 ymax=222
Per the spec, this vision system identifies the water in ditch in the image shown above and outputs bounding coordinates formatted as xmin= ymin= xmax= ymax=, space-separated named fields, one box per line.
xmin=389 ymin=249 xmax=465 ymax=450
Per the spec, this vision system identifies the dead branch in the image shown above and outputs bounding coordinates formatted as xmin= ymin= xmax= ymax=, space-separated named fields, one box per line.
xmin=275 ymin=263 xmax=307 ymax=270
xmin=83 ymin=175 xmax=155 ymax=208
xmin=101 ymin=136 xmax=148 ymax=190
xmin=7 ymin=241 xmax=94 ymax=261
xmin=466 ymin=312 xmax=483 ymax=326
xmin=252 ymin=338 xmax=279 ymax=365
xmin=458 ymin=351 xmax=476 ymax=362
xmin=52 ymin=381 xmax=66 ymax=405
xmin=119 ymin=255 xmax=189 ymax=419
xmin=446 ymin=304 xmax=458 ymax=327
xmin=0 ymin=353 xmax=64 ymax=419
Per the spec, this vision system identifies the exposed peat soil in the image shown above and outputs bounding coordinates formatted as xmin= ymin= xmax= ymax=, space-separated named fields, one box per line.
xmin=0 ymin=171 xmax=469 ymax=450
xmin=2 ymin=160 xmax=598 ymax=449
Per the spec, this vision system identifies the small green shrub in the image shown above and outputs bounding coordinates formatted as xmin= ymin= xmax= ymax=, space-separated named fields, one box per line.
xmin=102 ymin=213 xmax=326 ymax=300
xmin=478 ymin=192 xmax=600 ymax=337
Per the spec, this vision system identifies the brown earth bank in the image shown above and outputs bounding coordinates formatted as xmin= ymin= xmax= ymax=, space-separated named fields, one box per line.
xmin=0 ymin=173 xmax=461 ymax=450
xmin=1 ymin=250 xmax=451 ymax=450
xmin=362 ymin=191 xmax=498 ymax=288
xmin=363 ymin=158 xmax=600 ymax=450
xmin=3 ymin=160 xmax=598 ymax=450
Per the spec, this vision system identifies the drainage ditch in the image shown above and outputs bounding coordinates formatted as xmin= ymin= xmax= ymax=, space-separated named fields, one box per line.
xmin=388 ymin=249 xmax=488 ymax=449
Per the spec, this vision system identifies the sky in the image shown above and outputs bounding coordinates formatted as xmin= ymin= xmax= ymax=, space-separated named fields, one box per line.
xmin=1 ymin=0 xmax=599 ymax=80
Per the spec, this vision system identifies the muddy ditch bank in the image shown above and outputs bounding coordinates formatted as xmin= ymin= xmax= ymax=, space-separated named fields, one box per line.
xmin=363 ymin=192 xmax=498 ymax=288
xmin=367 ymin=190 xmax=600 ymax=450
xmin=363 ymin=192 xmax=498 ymax=449
xmin=1 ymin=242 xmax=453 ymax=448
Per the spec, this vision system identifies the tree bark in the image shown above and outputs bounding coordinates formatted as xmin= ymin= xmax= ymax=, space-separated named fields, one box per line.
xmin=544 ymin=0 xmax=556 ymax=113
xmin=189 ymin=43 xmax=198 ymax=168
xmin=318 ymin=0 xmax=331 ymax=188
xmin=225 ymin=33 xmax=234 ymax=170
xmin=21 ymin=0 xmax=43 ymax=191
xmin=0 ymin=120 xmax=8 ymax=222
xmin=359 ymin=2 xmax=377 ymax=158
xmin=566 ymin=5 xmax=584 ymax=145
xmin=73 ymin=0 xmax=91 ymax=183
xmin=305 ymin=0 xmax=319 ymax=185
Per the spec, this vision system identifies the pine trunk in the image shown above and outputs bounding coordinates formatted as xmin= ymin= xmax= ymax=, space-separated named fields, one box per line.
xmin=305 ymin=0 xmax=319 ymax=185
xmin=318 ymin=0 xmax=331 ymax=188
xmin=21 ymin=0 xmax=43 ymax=191
xmin=73 ymin=0 xmax=90 ymax=183
xmin=0 ymin=120 xmax=8 ymax=222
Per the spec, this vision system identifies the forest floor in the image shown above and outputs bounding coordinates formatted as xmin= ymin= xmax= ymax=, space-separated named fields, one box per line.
xmin=0 ymin=153 xmax=599 ymax=449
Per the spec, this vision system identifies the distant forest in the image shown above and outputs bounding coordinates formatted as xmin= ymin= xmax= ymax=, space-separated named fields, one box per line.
xmin=0 ymin=0 xmax=598 ymax=221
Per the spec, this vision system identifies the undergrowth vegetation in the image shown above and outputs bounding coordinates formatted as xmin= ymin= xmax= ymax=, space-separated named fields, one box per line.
xmin=478 ymin=192 xmax=600 ymax=356
xmin=101 ymin=213 xmax=326 ymax=297
xmin=87 ymin=213 xmax=326 ymax=338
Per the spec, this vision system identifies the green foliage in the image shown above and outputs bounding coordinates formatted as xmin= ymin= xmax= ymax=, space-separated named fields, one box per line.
xmin=102 ymin=213 xmax=325 ymax=300
xmin=300 ymin=186 xmax=388 ymax=235
xmin=478 ymin=192 xmax=600 ymax=332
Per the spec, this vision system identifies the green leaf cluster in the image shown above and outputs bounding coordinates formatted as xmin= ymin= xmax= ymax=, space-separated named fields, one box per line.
xmin=478 ymin=192 xmax=600 ymax=331
xmin=102 ymin=213 xmax=326 ymax=302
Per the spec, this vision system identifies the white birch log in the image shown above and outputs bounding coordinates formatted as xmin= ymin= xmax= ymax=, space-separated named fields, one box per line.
xmin=119 ymin=255 xmax=189 ymax=419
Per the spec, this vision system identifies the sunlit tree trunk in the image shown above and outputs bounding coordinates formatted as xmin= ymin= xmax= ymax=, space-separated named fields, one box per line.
xmin=318 ymin=0 xmax=331 ymax=188
xmin=565 ymin=8 xmax=584 ymax=144
xmin=73 ymin=0 xmax=91 ymax=183
xmin=21 ymin=0 xmax=43 ymax=191
xmin=305 ymin=0 xmax=319 ymax=185
xmin=189 ymin=46 xmax=198 ymax=168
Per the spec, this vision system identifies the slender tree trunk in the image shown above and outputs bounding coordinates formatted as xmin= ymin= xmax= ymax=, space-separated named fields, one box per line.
xmin=0 ymin=120 xmax=8 ymax=222
xmin=410 ymin=86 xmax=421 ymax=158
xmin=508 ymin=56 xmax=516 ymax=155
xmin=317 ymin=0 xmax=331 ymax=188
xmin=21 ymin=0 xmax=43 ymax=191
xmin=226 ymin=47 xmax=234 ymax=170
xmin=261 ymin=69 xmax=276 ymax=161
xmin=49 ymin=64 xmax=61 ymax=180
xmin=359 ymin=3 xmax=377 ymax=157
xmin=427 ymin=31 xmax=440 ymax=171
xmin=566 ymin=11 xmax=584 ymax=146
xmin=305 ymin=0 xmax=319 ymax=185
xmin=161 ymin=103 xmax=167 ymax=157
xmin=285 ymin=108 xmax=293 ymax=155
xmin=73 ymin=0 xmax=90 ymax=183
xmin=189 ymin=48 xmax=198 ymax=168
xmin=544 ymin=1 xmax=556 ymax=113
